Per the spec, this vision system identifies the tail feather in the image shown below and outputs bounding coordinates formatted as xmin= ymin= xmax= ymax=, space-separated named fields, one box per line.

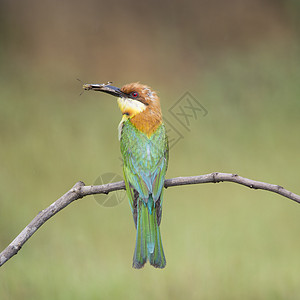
xmin=132 ymin=196 xmax=166 ymax=269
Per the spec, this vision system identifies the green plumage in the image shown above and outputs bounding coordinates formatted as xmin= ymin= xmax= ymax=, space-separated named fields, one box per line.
xmin=120 ymin=119 xmax=168 ymax=268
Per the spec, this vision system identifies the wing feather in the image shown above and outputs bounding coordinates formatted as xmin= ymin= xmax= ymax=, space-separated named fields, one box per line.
xmin=120 ymin=121 xmax=168 ymax=224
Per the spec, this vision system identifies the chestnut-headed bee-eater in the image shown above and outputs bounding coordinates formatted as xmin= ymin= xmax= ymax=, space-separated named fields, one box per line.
xmin=84 ymin=82 xmax=169 ymax=269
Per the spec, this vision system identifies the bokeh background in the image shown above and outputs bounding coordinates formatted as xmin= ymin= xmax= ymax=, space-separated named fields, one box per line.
xmin=1 ymin=0 xmax=300 ymax=299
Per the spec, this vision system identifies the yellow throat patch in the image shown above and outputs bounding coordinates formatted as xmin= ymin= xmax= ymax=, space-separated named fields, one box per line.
xmin=117 ymin=97 xmax=147 ymax=117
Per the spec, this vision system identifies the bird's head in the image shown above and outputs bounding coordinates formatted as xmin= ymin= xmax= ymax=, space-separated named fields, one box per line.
xmin=84 ymin=82 xmax=163 ymax=135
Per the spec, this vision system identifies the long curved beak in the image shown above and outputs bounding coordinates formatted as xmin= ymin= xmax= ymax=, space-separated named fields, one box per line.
xmin=83 ymin=82 xmax=124 ymax=98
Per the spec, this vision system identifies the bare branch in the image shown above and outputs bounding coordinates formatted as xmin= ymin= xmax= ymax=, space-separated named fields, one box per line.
xmin=164 ymin=173 xmax=300 ymax=204
xmin=1 ymin=172 xmax=299 ymax=267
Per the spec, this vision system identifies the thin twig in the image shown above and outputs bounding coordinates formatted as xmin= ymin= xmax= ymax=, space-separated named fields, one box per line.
xmin=0 ymin=173 xmax=299 ymax=267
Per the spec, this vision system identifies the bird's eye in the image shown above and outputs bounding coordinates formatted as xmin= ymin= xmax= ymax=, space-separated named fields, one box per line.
xmin=131 ymin=91 xmax=139 ymax=98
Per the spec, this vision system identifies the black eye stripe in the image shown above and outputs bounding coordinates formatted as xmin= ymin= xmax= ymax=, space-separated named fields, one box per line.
xmin=128 ymin=91 xmax=149 ymax=105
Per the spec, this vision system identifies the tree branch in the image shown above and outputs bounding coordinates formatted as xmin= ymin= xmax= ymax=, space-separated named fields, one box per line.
xmin=1 ymin=172 xmax=299 ymax=267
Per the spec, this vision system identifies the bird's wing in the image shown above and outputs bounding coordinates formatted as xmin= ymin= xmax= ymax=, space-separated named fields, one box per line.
xmin=121 ymin=122 xmax=168 ymax=224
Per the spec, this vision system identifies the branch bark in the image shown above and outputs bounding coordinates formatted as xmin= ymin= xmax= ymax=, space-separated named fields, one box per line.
xmin=1 ymin=172 xmax=299 ymax=267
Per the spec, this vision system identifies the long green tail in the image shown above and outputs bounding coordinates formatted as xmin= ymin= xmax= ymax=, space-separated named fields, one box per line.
xmin=133 ymin=196 xmax=166 ymax=269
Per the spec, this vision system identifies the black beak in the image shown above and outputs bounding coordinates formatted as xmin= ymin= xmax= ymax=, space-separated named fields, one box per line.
xmin=83 ymin=82 xmax=124 ymax=98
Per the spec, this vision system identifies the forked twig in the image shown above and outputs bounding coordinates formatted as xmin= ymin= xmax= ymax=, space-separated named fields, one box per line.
xmin=0 ymin=172 xmax=299 ymax=267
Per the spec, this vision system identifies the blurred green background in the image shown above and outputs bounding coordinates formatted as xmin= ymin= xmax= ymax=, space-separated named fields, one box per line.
xmin=1 ymin=0 xmax=300 ymax=299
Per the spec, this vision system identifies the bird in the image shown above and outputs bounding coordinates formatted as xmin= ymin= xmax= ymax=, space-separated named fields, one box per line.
xmin=83 ymin=82 xmax=169 ymax=269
